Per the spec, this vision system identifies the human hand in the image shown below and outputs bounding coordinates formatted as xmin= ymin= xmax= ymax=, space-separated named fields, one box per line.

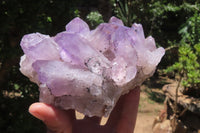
xmin=29 ymin=87 xmax=140 ymax=133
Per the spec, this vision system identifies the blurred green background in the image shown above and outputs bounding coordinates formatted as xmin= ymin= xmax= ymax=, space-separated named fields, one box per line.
xmin=0 ymin=0 xmax=199 ymax=132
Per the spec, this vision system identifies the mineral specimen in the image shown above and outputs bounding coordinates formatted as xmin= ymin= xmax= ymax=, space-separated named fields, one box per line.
xmin=19 ymin=17 xmax=165 ymax=117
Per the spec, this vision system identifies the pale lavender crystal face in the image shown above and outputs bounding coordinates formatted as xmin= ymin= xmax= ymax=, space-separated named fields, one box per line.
xmin=19 ymin=17 xmax=165 ymax=117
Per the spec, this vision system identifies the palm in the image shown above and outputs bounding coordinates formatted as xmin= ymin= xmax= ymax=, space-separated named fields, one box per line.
xmin=29 ymin=87 xmax=140 ymax=133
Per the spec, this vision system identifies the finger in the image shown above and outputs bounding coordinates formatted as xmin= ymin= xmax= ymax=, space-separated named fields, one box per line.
xmin=29 ymin=102 xmax=75 ymax=133
xmin=106 ymin=87 xmax=140 ymax=133
xmin=106 ymin=91 xmax=126 ymax=127
xmin=116 ymin=87 xmax=140 ymax=133
xmin=84 ymin=116 xmax=102 ymax=124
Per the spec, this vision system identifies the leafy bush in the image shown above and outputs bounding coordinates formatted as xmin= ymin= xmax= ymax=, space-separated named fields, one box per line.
xmin=86 ymin=11 xmax=104 ymax=28
xmin=166 ymin=44 xmax=200 ymax=89
xmin=113 ymin=0 xmax=136 ymax=26
xmin=166 ymin=10 xmax=200 ymax=91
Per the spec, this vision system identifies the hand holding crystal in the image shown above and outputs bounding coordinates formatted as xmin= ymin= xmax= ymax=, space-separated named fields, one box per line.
xmin=29 ymin=87 xmax=140 ymax=133
xmin=20 ymin=16 xmax=165 ymax=133
xmin=20 ymin=16 xmax=164 ymax=117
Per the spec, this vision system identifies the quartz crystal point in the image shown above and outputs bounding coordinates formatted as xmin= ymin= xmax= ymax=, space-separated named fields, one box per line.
xmin=19 ymin=17 xmax=165 ymax=117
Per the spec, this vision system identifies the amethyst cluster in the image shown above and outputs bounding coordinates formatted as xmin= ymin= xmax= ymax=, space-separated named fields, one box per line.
xmin=20 ymin=17 xmax=165 ymax=117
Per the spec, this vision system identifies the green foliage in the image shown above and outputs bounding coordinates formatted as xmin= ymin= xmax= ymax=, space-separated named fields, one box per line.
xmin=166 ymin=10 xmax=200 ymax=89
xmin=74 ymin=9 xmax=81 ymax=17
xmin=179 ymin=11 xmax=200 ymax=45
xmin=113 ymin=0 xmax=136 ymax=26
xmin=194 ymin=43 xmax=200 ymax=56
xmin=166 ymin=44 xmax=200 ymax=89
xmin=86 ymin=11 xmax=104 ymax=28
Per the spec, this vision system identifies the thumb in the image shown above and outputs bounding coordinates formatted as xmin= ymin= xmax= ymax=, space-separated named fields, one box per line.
xmin=29 ymin=102 xmax=75 ymax=133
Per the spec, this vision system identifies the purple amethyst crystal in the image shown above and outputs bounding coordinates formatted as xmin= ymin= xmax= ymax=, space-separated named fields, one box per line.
xmin=19 ymin=17 xmax=165 ymax=117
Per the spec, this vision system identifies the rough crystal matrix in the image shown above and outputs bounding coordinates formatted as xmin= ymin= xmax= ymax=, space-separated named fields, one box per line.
xmin=19 ymin=17 xmax=165 ymax=117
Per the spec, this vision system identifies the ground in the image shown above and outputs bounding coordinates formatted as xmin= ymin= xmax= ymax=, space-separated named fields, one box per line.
xmin=134 ymin=76 xmax=173 ymax=133
xmin=134 ymin=86 xmax=165 ymax=133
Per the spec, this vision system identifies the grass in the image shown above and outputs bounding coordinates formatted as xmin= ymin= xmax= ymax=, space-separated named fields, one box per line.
xmin=143 ymin=88 xmax=165 ymax=103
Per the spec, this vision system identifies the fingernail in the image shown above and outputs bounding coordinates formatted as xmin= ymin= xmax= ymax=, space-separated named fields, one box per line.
xmin=29 ymin=110 xmax=45 ymax=121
